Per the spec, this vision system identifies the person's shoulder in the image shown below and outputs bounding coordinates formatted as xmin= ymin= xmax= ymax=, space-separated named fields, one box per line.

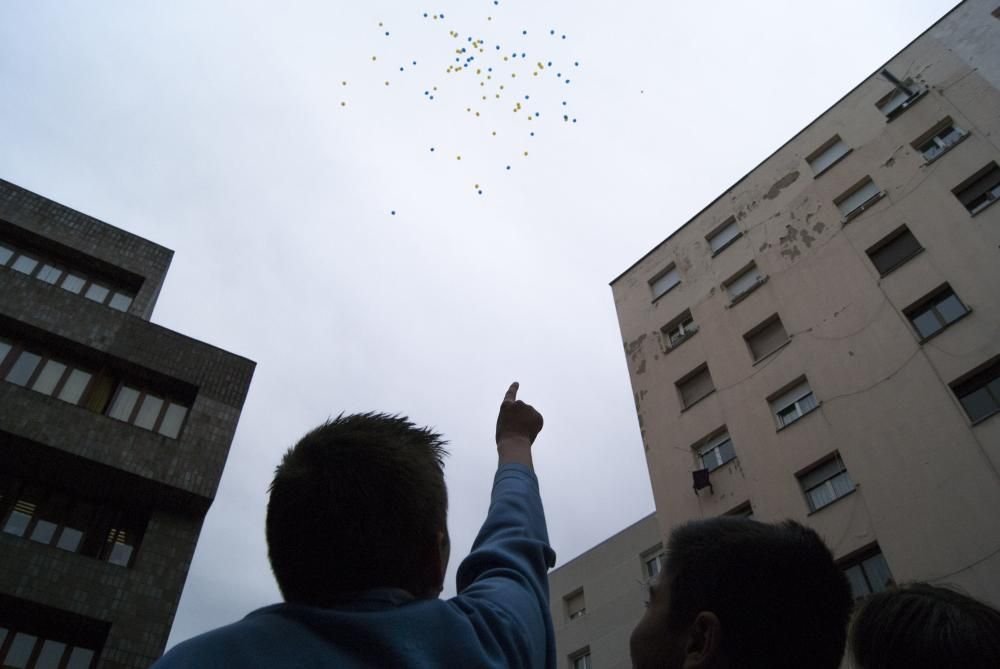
xmin=152 ymin=606 xmax=285 ymax=667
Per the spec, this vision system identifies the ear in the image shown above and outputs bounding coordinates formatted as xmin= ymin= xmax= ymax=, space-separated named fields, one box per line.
xmin=683 ymin=611 xmax=723 ymax=668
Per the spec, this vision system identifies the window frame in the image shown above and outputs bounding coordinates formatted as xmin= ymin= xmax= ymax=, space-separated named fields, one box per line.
xmin=725 ymin=501 xmax=754 ymax=519
xmin=865 ymin=225 xmax=924 ymax=277
xmin=952 ymin=162 xmax=1000 ymax=216
xmin=0 ymin=335 xmax=191 ymax=439
xmin=835 ymin=177 xmax=884 ymax=222
xmin=706 ymin=217 xmax=743 ymax=256
xmin=875 ymin=80 xmax=926 ymax=121
xmin=564 ymin=589 xmax=586 ymax=621
xmin=0 ymin=237 xmax=136 ymax=313
xmin=661 ymin=310 xmax=698 ymax=353
xmin=806 ymin=135 xmax=852 ymax=177
xmin=641 ymin=544 xmax=666 ymax=580
xmin=797 ymin=453 xmax=855 ymax=513
xmin=950 ymin=357 xmax=1000 ymax=425
xmin=106 ymin=383 xmax=190 ymax=438
xmin=649 ymin=264 xmax=681 ymax=301
xmin=0 ymin=343 xmax=96 ymax=406
xmin=903 ymin=285 xmax=970 ymax=342
xmin=911 ymin=118 xmax=968 ymax=164
xmin=770 ymin=378 xmax=819 ymax=430
xmin=744 ymin=314 xmax=790 ymax=362
xmin=724 ymin=263 xmax=767 ymax=305
xmin=839 ymin=545 xmax=895 ymax=600
xmin=695 ymin=429 xmax=736 ymax=472
xmin=570 ymin=648 xmax=592 ymax=669
xmin=676 ymin=363 xmax=716 ymax=410
xmin=0 ymin=477 xmax=146 ymax=569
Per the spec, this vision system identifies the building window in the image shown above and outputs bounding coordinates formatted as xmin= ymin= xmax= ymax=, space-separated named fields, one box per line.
xmin=744 ymin=315 xmax=789 ymax=362
xmin=565 ymin=590 xmax=586 ymax=620
xmin=770 ymin=378 xmax=818 ymax=428
xmin=696 ymin=430 xmax=736 ymax=471
xmin=798 ymin=454 xmax=854 ymax=512
xmin=950 ymin=358 xmax=1000 ymax=424
xmin=661 ymin=310 xmax=698 ymax=352
xmin=725 ymin=501 xmax=754 ymax=519
xmin=0 ymin=476 xmax=147 ymax=568
xmin=650 ymin=265 xmax=681 ymax=300
xmin=875 ymin=76 xmax=924 ymax=119
xmin=0 ymin=597 xmax=105 ymax=669
xmin=571 ymin=649 xmax=592 ymax=669
xmin=0 ymin=335 xmax=191 ymax=439
xmin=806 ymin=136 xmax=852 ymax=176
xmin=0 ymin=239 xmax=135 ymax=313
xmin=724 ymin=263 xmax=767 ymax=303
xmin=952 ymin=162 xmax=1000 ymax=215
xmin=841 ymin=547 xmax=894 ymax=600
xmin=835 ymin=178 xmax=883 ymax=221
xmin=642 ymin=544 xmax=666 ymax=580
xmin=913 ymin=119 xmax=967 ymax=163
xmin=866 ymin=226 xmax=923 ymax=276
xmin=677 ymin=364 xmax=715 ymax=409
xmin=903 ymin=286 xmax=969 ymax=340
xmin=707 ymin=218 xmax=742 ymax=256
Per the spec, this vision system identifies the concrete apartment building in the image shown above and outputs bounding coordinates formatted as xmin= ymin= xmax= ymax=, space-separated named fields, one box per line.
xmin=0 ymin=179 xmax=255 ymax=668
xmin=551 ymin=1 xmax=1000 ymax=667
xmin=548 ymin=514 xmax=662 ymax=669
xmin=611 ymin=0 xmax=1000 ymax=608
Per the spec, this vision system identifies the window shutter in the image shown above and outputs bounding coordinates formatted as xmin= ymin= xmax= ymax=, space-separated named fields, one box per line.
xmin=727 ymin=265 xmax=764 ymax=298
xmin=747 ymin=318 xmax=788 ymax=360
xmin=837 ymin=180 xmax=880 ymax=216
xmin=869 ymin=229 xmax=921 ymax=274
xmin=771 ymin=380 xmax=811 ymax=413
xmin=808 ymin=137 xmax=850 ymax=174
xmin=651 ymin=267 xmax=680 ymax=298
xmin=708 ymin=220 xmax=741 ymax=253
xmin=680 ymin=367 xmax=715 ymax=407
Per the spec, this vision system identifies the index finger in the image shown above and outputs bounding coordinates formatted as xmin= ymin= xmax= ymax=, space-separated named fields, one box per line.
xmin=503 ymin=381 xmax=519 ymax=403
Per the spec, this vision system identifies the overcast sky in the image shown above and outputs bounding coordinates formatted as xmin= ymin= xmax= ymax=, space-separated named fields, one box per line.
xmin=0 ymin=0 xmax=958 ymax=650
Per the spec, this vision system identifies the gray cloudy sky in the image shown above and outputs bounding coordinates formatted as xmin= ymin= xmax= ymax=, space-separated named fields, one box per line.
xmin=1 ymin=0 xmax=956 ymax=650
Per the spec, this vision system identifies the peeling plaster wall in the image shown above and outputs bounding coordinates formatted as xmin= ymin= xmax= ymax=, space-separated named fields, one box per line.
xmin=611 ymin=0 xmax=1000 ymax=607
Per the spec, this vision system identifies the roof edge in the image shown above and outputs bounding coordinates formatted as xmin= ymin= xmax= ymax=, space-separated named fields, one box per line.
xmin=608 ymin=0 xmax=965 ymax=287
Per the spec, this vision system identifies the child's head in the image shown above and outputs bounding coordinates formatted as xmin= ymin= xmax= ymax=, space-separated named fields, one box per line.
xmin=265 ymin=413 xmax=449 ymax=606
xmin=631 ymin=517 xmax=852 ymax=669
xmin=850 ymin=582 xmax=1000 ymax=669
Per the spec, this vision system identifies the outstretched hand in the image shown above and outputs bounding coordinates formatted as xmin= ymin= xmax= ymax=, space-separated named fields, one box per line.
xmin=495 ymin=382 xmax=543 ymax=468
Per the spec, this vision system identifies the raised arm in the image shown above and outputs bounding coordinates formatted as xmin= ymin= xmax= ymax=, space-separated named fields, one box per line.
xmin=495 ymin=381 xmax=543 ymax=468
xmin=452 ymin=382 xmax=555 ymax=668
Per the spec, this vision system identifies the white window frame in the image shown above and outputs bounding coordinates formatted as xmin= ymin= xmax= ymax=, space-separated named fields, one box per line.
xmin=697 ymin=431 xmax=736 ymax=471
xmin=649 ymin=265 xmax=681 ymax=300
xmin=798 ymin=455 xmax=854 ymax=512
xmin=916 ymin=121 xmax=967 ymax=163
xmin=771 ymin=380 xmax=818 ymax=428
xmin=836 ymin=178 xmax=883 ymax=221
xmin=662 ymin=311 xmax=697 ymax=351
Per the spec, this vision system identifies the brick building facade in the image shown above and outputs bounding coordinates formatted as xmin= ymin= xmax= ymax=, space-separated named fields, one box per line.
xmin=0 ymin=179 xmax=255 ymax=668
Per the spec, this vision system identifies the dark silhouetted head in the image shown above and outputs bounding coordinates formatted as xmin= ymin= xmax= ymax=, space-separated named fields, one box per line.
xmin=850 ymin=582 xmax=1000 ymax=669
xmin=631 ymin=517 xmax=852 ymax=669
xmin=266 ymin=413 xmax=449 ymax=607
